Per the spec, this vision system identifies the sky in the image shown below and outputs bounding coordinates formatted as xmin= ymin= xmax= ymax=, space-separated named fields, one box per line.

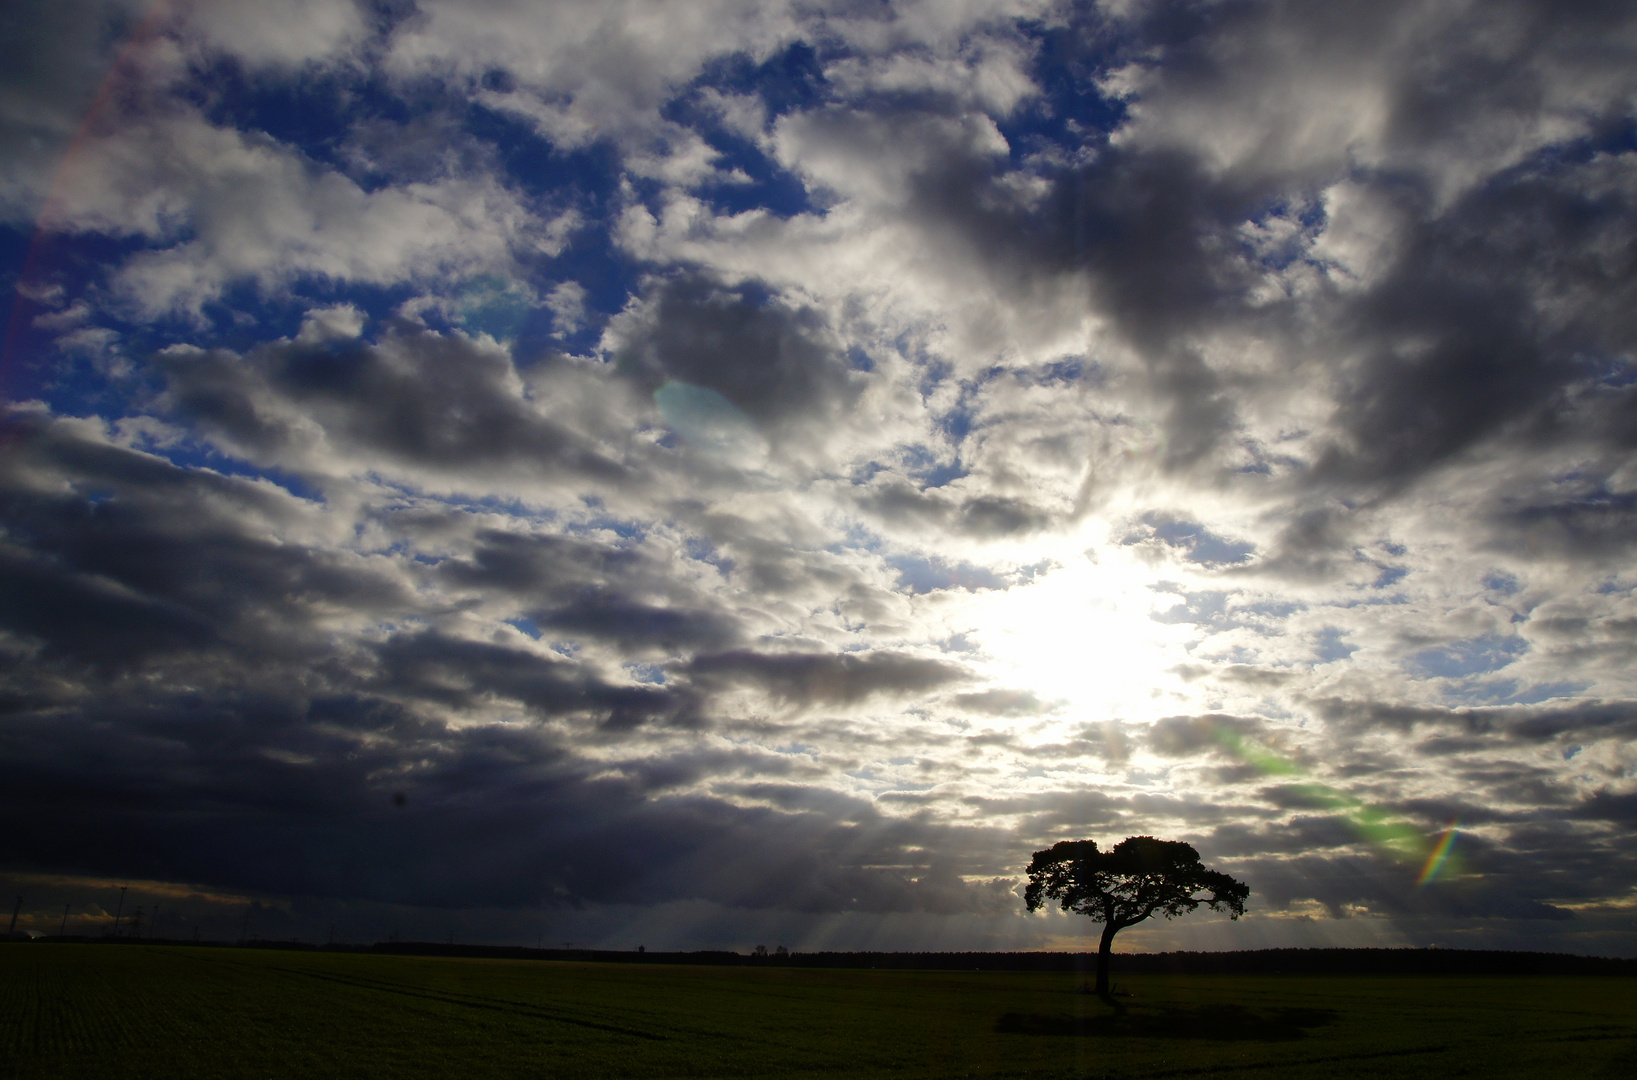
xmin=2 ymin=0 xmax=1635 ymax=956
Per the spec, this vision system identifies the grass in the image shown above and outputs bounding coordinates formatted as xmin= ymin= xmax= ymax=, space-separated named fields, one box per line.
xmin=3 ymin=944 xmax=1634 ymax=1079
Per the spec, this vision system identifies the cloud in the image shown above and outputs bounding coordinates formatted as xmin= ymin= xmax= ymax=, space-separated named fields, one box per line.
xmin=162 ymin=329 xmax=638 ymax=494
xmin=610 ymin=272 xmax=861 ymax=428
xmin=0 ymin=0 xmax=151 ymax=224
xmin=4 ymin=0 xmax=1637 ymax=953
xmin=42 ymin=102 xmax=555 ymax=318
xmin=1148 ymin=713 xmax=1268 ymax=758
xmin=531 ymin=597 xmax=740 ymax=654
xmin=951 ymin=688 xmax=1052 ymax=716
xmin=685 ymin=649 xmax=970 ymax=707
xmin=178 ymin=0 xmax=371 ymax=70
xmin=1126 ymin=513 xmax=1256 ymax=566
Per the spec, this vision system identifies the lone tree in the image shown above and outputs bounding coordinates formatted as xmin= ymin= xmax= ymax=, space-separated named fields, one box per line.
xmin=1025 ymin=836 xmax=1249 ymax=997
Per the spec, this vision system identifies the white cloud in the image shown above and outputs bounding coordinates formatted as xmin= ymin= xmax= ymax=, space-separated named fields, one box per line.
xmin=545 ymin=281 xmax=588 ymax=335
xmin=297 ymin=303 xmax=365 ymax=343
xmin=823 ymin=30 xmax=1040 ymax=115
xmin=1106 ymin=0 xmax=1637 ymax=203
xmin=175 ymin=0 xmax=370 ymax=69
xmin=42 ymin=107 xmax=547 ymax=317
xmin=388 ymin=0 xmax=800 ymax=141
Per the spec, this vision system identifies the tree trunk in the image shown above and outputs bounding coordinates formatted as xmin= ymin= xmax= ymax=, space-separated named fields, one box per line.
xmin=1095 ymin=920 xmax=1119 ymax=997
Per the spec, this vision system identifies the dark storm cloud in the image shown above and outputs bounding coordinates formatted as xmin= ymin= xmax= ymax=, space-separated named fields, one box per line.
xmin=1574 ymin=790 xmax=1637 ymax=824
xmin=1308 ymin=697 xmax=1456 ymax=732
xmin=844 ymin=86 xmax=1251 ymax=346
xmin=1505 ymin=701 xmax=1637 ymax=742
xmin=0 ymin=684 xmax=1012 ymax=915
xmin=854 ymin=478 xmax=1054 ymax=539
xmin=1234 ymin=852 xmax=1576 ymax=922
xmin=440 ymin=528 xmax=629 ymax=591
xmin=1400 ymin=789 xmax=1568 ymax=829
xmin=0 ymin=406 xmax=1014 ymax=916
xmin=0 ymin=412 xmax=1001 ymax=913
xmin=0 ymin=410 xmax=1003 ymax=918
xmin=164 ymin=329 xmax=631 ymax=483
xmin=1042 ymin=155 xmax=1257 ymax=448
xmin=0 ymin=545 xmax=217 ymax=670
xmin=1195 ymin=778 xmax=1633 ymax=922
xmin=1310 ymin=695 xmax=1637 ymax=744
xmin=1182 ymin=733 xmax=1637 ymax=922
xmin=1201 ymin=818 xmax=1612 ymax=923
xmin=1491 ymin=488 xmax=1637 ymax=562
xmin=437 ymin=527 xmax=678 ymax=600
xmin=685 ymin=648 xmax=970 ymax=706
xmin=614 ymin=272 xmax=861 ymax=426
xmin=438 ymin=530 xmax=744 ymax=652
xmin=1309 ymin=163 xmax=1637 ymax=489
xmin=371 ymin=630 xmax=697 ymax=731
xmin=0 ymin=409 xmax=411 ymax=671
xmin=532 ymin=596 xmax=739 ymax=652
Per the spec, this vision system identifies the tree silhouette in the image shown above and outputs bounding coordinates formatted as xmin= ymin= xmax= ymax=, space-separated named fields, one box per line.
xmin=1025 ymin=836 xmax=1249 ymax=997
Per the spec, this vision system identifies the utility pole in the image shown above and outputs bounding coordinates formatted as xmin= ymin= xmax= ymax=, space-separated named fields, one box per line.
xmin=112 ymin=886 xmax=127 ymax=937
xmin=60 ymin=904 xmax=71 ymax=936
xmin=151 ymin=905 xmax=160 ymax=940
xmin=7 ymin=896 xmax=19 ymax=935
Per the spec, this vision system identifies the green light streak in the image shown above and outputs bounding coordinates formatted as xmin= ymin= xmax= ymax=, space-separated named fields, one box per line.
xmin=1209 ymin=723 xmax=1466 ymax=884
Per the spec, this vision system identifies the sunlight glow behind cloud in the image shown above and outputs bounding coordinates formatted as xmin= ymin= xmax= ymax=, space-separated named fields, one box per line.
xmin=0 ymin=0 xmax=1633 ymax=954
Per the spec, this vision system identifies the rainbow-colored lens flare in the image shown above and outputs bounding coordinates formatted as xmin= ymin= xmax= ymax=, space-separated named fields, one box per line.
xmin=1210 ymin=723 xmax=1467 ymax=885
xmin=1416 ymin=820 xmax=1460 ymax=887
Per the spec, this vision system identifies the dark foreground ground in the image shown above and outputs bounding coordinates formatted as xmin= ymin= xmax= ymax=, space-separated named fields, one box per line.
xmin=3 ymin=944 xmax=1633 ymax=1079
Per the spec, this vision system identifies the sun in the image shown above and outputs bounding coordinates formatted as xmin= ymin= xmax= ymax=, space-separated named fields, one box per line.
xmin=963 ymin=553 xmax=1191 ymax=722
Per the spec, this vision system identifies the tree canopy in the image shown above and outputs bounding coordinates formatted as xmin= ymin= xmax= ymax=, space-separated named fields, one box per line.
xmin=1025 ymin=836 xmax=1249 ymax=996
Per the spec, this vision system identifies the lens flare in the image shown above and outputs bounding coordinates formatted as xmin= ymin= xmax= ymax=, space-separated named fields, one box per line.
xmin=1416 ymin=820 xmax=1460 ymax=887
xmin=1210 ymin=723 xmax=1467 ymax=884
xmin=3 ymin=0 xmax=178 ymax=401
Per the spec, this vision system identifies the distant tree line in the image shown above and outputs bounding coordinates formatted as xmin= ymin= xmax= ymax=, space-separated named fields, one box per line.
xmin=16 ymin=937 xmax=1632 ymax=977
xmin=351 ymin=942 xmax=1634 ymax=976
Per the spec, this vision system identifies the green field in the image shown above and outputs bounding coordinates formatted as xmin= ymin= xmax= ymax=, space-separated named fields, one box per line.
xmin=3 ymin=945 xmax=1634 ymax=1078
